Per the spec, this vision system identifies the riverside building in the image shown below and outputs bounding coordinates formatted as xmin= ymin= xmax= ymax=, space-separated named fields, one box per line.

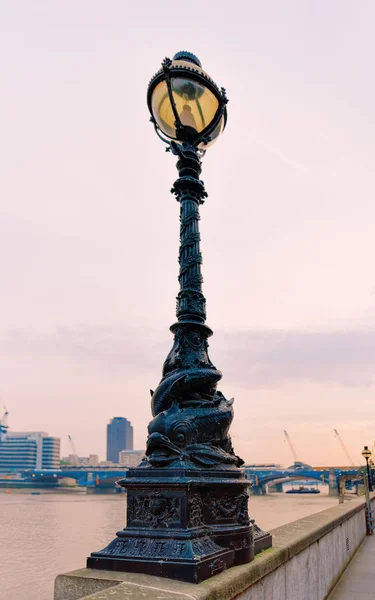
xmin=61 ymin=454 xmax=99 ymax=467
xmin=118 ymin=449 xmax=145 ymax=467
xmin=0 ymin=431 xmax=60 ymax=472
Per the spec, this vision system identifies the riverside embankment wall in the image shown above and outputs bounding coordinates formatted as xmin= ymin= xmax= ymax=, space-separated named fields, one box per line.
xmin=55 ymin=494 xmax=373 ymax=600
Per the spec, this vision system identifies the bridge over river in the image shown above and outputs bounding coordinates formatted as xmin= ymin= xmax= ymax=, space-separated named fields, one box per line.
xmin=243 ymin=463 xmax=360 ymax=495
xmin=13 ymin=462 xmax=361 ymax=495
xmin=12 ymin=467 xmax=129 ymax=489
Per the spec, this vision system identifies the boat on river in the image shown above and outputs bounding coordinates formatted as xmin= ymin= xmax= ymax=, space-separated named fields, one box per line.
xmin=286 ymin=485 xmax=320 ymax=494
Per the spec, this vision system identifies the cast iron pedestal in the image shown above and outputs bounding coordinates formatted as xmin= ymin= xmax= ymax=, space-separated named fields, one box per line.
xmin=88 ymin=466 xmax=253 ymax=583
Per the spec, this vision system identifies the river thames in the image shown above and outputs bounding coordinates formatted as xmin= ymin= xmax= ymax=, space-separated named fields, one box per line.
xmin=0 ymin=488 xmax=342 ymax=600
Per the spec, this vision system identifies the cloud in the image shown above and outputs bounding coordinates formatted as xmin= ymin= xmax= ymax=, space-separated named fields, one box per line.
xmin=215 ymin=329 xmax=375 ymax=388
xmin=1 ymin=325 xmax=169 ymax=375
xmin=255 ymin=141 xmax=309 ymax=174
xmin=2 ymin=326 xmax=375 ymax=389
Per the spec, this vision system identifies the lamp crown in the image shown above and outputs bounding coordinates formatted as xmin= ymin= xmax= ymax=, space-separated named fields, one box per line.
xmin=173 ymin=51 xmax=202 ymax=68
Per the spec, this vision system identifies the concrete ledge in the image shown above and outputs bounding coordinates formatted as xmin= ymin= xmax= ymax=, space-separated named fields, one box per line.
xmin=270 ymin=493 xmax=368 ymax=560
xmin=54 ymin=569 xmax=204 ymax=600
xmin=55 ymin=495 xmax=373 ymax=600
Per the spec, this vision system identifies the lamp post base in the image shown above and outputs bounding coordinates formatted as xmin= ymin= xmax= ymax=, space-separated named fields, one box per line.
xmin=88 ymin=538 xmax=235 ymax=584
xmin=87 ymin=466 xmax=254 ymax=583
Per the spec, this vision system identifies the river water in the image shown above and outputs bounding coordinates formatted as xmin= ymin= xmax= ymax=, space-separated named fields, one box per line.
xmin=0 ymin=487 xmax=341 ymax=600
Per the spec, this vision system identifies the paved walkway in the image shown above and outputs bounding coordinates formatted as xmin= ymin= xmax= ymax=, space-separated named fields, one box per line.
xmin=329 ymin=534 xmax=375 ymax=599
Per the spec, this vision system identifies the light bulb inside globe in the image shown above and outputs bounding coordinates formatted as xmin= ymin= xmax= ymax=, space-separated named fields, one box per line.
xmin=179 ymin=104 xmax=198 ymax=132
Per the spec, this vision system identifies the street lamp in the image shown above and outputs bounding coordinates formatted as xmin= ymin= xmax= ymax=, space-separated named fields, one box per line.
xmin=362 ymin=446 xmax=373 ymax=492
xmin=87 ymin=52 xmax=258 ymax=583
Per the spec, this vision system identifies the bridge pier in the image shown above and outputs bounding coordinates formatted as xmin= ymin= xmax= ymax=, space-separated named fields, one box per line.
xmin=268 ymin=482 xmax=283 ymax=493
xmin=251 ymin=484 xmax=267 ymax=496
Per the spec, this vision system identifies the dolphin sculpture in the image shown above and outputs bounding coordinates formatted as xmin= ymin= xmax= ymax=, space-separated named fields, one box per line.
xmin=150 ymin=367 xmax=222 ymax=417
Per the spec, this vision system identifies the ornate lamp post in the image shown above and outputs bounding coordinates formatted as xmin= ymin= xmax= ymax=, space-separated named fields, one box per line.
xmin=87 ymin=51 xmax=260 ymax=583
xmin=362 ymin=446 xmax=373 ymax=492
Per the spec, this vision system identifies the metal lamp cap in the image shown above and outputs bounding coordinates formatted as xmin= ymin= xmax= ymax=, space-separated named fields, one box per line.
xmin=173 ymin=51 xmax=202 ymax=67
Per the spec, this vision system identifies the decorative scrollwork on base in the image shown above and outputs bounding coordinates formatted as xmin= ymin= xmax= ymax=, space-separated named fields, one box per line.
xmin=127 ymin=491 xmax=180 ymax=528
xmin=208 ymin=492 xmax=250 ymax=525
xmin=189 ymin=493 xmax=204 ymax=527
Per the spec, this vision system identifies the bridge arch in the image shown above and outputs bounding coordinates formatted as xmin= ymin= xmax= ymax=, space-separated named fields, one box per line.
xmin=258 ymin=472 xmax=326 ymax=486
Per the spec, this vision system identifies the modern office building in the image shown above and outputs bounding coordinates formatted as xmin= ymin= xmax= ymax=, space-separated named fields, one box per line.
xmin=0 ymin=431 xmax=60 ymax=473
xmin=118 ymin=449 xmax=145 ymax=467
xmin=106 ymin=417 xmax=133 ymax=463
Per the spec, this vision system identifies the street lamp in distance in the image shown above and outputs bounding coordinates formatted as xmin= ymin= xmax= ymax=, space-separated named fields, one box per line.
xmin=362 ymin=446 xmax=373 ymax=492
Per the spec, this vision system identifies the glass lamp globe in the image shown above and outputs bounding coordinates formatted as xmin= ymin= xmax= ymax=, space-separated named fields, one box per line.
xmin=362 ymin=446 xmax=372 ymax=460
xmin=147 ymin=51 xmax=227 ymax=148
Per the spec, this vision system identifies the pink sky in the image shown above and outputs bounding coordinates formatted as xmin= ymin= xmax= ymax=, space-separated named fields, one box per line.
xmin=1 ymin=1 xmax=375 ymax=466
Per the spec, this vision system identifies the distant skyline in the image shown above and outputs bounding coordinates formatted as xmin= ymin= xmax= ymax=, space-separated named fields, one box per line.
xmin=1 ymin=1 xmax=375 ymax=465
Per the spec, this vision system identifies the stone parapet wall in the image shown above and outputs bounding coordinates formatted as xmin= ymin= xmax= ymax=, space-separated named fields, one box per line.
xmin=55 ymin=494 xmax=373 ymax=600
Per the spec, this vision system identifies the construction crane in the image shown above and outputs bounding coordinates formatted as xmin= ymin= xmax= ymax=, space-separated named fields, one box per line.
xmin=0 ymin=405 xmax=9 ymax=440
xmin=333 ymin=429 xmax=355 ymax=466
xmin=283 ymin=430 xmax=299 ymax=463
xmin=67 ymin=434 xmax=79 ymax=465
